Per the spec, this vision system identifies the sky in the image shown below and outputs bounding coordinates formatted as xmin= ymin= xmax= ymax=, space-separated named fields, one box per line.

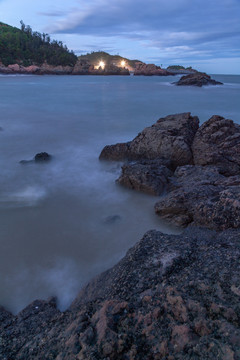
xmin=0 ymin=0 xmax=240 ymax=74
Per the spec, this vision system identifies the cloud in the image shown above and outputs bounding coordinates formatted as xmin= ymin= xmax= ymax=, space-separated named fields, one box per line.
xmin=42 ymin=0 xmax=240 ymax=69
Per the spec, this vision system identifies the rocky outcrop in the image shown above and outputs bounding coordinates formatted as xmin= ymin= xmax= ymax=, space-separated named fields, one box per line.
xmin=174 ymin=72 xmax=223 ymax=86
xmin=134 ymin=62 xmax=172 ymax=76
xmin=100 ymin=113 xmax=240 ymax=230
xmin=1 ymin=228 xmax=240 ymax=359
xmin=0 ymin=60 xmax=130 ymax=76
xmin=100 ymin=112 xmax=199 ymax=168
xmin=117 ymin=160 xmax=173 ymax=195
xmin=155 ymin=165 xmax=240 ymax=229
xmin=0 ymin=61 xmax=73 ymax=75
xmin=192 ymin=115 xmax=240 ymax=176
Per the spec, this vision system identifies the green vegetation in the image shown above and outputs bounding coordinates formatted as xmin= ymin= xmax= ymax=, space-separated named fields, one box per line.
xmin=167 ymin=65 xmax=192 ymax=70
xmin=78 ymin=51 xmax=140 ymax=68
xmin=0 ymin=21 xmax=77 ymax=66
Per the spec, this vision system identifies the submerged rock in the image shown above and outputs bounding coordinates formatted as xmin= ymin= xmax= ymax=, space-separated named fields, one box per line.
xmin=1 ymin=228 xmax=240 ymax=359
xmin=103 ymin=215 xmax=121 ymax=224
xmin=174 ymin=72 xmax=223 ymax=87
xmin=100 ymin=112 xmax=199 ymax=168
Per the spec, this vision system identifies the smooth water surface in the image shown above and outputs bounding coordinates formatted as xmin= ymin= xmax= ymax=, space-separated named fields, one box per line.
xmin=0 ymin=74 xmax=239 ymax=313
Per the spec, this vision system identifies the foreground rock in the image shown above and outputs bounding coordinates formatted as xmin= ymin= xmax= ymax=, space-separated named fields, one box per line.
xmin=117 ymin=160 xmax=173 ymax=195
xmin=192 ymin=115 xmax=240 ymax=176
xmin=174 ymin=72 xmax=223 ymax=87
xmin=100 ymin=113 xmax=240 ymax=229
xmin=155 ymin=165 xmax=240 ymax=229
xmin=100 ymin=112 xmax=199 ymax=168
xmin=1 ymin=228 xmax=240 ymax=359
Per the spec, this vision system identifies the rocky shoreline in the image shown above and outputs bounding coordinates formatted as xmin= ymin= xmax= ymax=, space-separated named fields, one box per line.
xmin=0 ymin=60 xmax=223 ymax=84
xmin=1 ymin=113 xmax=239 ymax=359
xmin=1 ymin=227 xmax=239 ymax=359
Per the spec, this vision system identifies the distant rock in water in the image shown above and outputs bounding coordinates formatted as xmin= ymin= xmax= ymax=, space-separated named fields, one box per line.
xmin=20 ymin=152 xmax=51 ymax=164
xmin=103 ymin=215 xmax=121 ymax=224
xmin=174 ymin=72 xmax=223 ymax=87
xmin=34 ymin=152 xmax=51 ymax=162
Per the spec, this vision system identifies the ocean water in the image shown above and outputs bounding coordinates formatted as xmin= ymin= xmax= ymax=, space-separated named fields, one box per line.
xmin=0 ymin=74 xmax=239 ymax=314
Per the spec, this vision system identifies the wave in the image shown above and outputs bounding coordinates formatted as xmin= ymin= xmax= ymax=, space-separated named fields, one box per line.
xmin=0 ymin=185 xmax=47 ymax=207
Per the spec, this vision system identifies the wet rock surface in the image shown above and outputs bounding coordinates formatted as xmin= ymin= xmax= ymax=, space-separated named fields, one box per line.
xmin=1 ymin=228 xmax=240 ymax=359
xmin=174 ymin=72 xmax=223 ymax=86
xmin=100 ymin=113 xmax=240 ymax=230
xmin=192 ymin=115 xmax=240 ymax=176
xmin=117 ymin=160 xmax=173 ymax=195
xmin=155 ymin=165 xmax=240 ymax=229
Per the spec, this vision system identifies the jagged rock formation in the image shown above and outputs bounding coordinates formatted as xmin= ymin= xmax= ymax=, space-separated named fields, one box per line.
xmin=174 ymin=72 xmax=223 ymax=86
xmin=100 ymin=113 xmax=240 ymax=230
xmin=155 ymin=165 xmax=240 ymax=229
xmin=100 ymin=113 xmax=199 ymax=168
xmin=1 ymin=228 xmax=240 ymax=359
xmin=192 ymin=115 xmax=240 ymax=175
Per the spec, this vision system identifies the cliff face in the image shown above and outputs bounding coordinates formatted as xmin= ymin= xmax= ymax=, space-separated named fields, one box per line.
xmin=1 ymin=228 xmax=239 ymax=359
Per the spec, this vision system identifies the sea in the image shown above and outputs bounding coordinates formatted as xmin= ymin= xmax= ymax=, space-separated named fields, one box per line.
xmin=0 ymin=74 xmax=239 ymax=314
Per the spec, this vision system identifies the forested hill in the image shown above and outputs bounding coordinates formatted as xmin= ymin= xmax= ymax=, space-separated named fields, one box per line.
xmin=78 ymin=51 xmax=140 ymax=68
xmin=0 ymin=21 xmax=77 ymax=66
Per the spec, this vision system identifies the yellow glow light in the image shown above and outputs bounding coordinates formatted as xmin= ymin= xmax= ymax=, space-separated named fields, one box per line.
xmin=121 ymin=60 xmax=126 ymax=67
xmin=99 ymin=61 xmax=105 ymax=68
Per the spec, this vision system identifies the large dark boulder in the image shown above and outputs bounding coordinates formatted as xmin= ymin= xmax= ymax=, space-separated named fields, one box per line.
xmin=100 ymin=113 xmax=199 ymax=168
xmin=155 ymin=165 xmax=240 ymax=230
xmin=174 ymin=72 xmax=223 ymax=87
xmin=117 ymin=160 xmax=173 ymax=195
xmin=192 ymin=115 xmax=240 ymax=176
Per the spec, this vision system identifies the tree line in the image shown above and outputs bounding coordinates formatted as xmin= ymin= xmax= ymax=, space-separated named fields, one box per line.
xmin=0 ymin=21 xmax=77 ymax=67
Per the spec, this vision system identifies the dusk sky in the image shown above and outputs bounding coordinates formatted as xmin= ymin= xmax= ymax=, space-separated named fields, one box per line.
xmin=1 ymin=0 xmax=240 ymax=74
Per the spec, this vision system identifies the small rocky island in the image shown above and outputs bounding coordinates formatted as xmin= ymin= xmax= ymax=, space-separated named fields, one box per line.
xmin=174 ymin=72 xmax=223 ymax=86
xmin=1 ymin=112 xmax=240 ymax=359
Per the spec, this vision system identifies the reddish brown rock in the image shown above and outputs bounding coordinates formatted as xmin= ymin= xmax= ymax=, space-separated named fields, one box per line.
xmin=134 ymin=62 xmax=172 ymax=76
xmin=0 ymin=228 xmax=240 ymax=359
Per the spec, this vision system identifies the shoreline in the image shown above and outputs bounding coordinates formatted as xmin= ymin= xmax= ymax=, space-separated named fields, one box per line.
xmin=1 ymin=111 xmax=240 ymax=359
